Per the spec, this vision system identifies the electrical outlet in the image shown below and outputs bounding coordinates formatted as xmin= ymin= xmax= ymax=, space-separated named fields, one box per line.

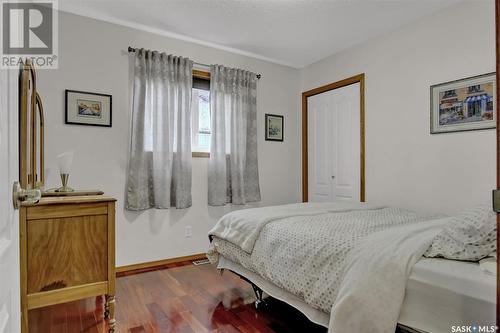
xmin=185 ymin=226 xmax=192 ymax=238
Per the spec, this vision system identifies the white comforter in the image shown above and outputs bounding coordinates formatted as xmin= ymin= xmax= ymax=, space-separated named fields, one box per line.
xmin=208 ymin=201 xmax=383 ymax=253
xmin=208 ymin=203 xmax=446 ymax=333
xmin=329 ymin=217 xmax=448 ymax=333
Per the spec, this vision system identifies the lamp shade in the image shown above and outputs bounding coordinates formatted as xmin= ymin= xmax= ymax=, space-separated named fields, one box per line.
xmin=57 ymin=151 xmax=74 ymax=174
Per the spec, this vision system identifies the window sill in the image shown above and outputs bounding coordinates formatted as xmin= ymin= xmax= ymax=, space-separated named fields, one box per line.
xmin=192 ymin=152 xmax=210 ymax=158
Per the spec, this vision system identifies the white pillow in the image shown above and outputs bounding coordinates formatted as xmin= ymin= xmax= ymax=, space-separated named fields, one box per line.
xmin=424 ymin=204 xmax=496 ymax=261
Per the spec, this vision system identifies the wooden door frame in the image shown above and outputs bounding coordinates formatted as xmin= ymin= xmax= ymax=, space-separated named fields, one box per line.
xmin=302 ymin=73 xmax=365 ymax=202
xmin=495 ymin=0 xmax=499 ymax=327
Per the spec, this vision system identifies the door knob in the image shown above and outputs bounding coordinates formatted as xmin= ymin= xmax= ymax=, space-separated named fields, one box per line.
xmin=12 ymin=181 xmax=41 ymax=209
xmin=331 ymin=176 xmax=335 ymax=179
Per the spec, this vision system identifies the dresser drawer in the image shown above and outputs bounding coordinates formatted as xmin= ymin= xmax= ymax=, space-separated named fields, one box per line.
xmin=26 ymin=214 xmax=108 ymax=293
xmin=27 ymin=202 xmax=108 ymax=220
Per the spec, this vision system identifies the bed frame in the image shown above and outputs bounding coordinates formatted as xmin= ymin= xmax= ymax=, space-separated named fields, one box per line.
xmin=221 ymin=260 xmax=427 ymax=333
xmin=231 ymin=270 xmax=269 ymax=309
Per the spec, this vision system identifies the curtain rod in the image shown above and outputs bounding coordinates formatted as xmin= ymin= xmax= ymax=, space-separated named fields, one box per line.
xmin=127 ymin=46 xmax=261 ymax=79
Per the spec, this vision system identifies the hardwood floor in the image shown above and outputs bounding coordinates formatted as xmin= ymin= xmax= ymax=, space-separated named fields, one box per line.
xmin=28 ymin=260 xmax=327 ymax=333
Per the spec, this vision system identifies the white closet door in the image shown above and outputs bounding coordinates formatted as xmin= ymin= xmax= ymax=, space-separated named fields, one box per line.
xmin=308 ymin=83 xmax=360 ymax=202
xmin=307 ymin=93 xmax=333 ymax=202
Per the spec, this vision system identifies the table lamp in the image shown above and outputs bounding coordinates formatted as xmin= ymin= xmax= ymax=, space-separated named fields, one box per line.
xmin=55 ymin=151 xmax=74 ymax=192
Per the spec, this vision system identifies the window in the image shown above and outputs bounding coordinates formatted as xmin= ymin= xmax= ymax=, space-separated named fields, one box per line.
xmin=143 ymin=70 xmax=212 ymax=155
xmin=192 ymin=71 xmax=211 ymax=155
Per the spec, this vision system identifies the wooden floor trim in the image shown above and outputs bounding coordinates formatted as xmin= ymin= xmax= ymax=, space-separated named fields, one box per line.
xmin=116 ymin=253 xmax=207 ymax=277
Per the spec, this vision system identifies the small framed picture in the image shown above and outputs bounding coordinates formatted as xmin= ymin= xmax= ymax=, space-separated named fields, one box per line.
xmin=430 ymin=73 xmax=496 ymax=134
xmin=65 ymin=90 xmax=112 ymax=127
xmin=265 ymin=114 xmax=284 ymax=142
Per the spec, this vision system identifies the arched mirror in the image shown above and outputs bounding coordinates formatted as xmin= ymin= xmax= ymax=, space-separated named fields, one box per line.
xmin=19 ymin=59 xmax=44 ymax=190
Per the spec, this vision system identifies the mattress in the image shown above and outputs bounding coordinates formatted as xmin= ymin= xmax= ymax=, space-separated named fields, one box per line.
xmin=217 ymin=254 xmax=496 ymax=333
xmin=399 ymin=257 xmax=496 ymax=333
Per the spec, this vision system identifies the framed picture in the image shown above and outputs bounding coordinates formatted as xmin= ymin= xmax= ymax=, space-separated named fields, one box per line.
xmin=65 ymin=90 xmax=112 ymax=127
xmin=430 ymin=73 xmax=496 ymax=134
xmin=265 ymin=114 xmax=284 ymax=141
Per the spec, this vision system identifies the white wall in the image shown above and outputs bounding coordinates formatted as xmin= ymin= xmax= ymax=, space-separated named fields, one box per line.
xmin=40 ymin=0 xmax=495 ymax=266
xmin=301 ymin=0 xmax=496 ymax=215
xmin=38 ymin=12 xmax=301 ymax=266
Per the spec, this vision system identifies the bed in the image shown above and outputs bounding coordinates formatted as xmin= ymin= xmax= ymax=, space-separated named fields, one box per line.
xmin=207 ymin=202 xmax=496 ymax=333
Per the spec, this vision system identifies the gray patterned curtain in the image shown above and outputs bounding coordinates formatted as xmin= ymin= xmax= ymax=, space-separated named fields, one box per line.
xmin=208 ymin=65 xmax=261 ymax=206
xmin=125 ymin=49 xmax=193 ymax=210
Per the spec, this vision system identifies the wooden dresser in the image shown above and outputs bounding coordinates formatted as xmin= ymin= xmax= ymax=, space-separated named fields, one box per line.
xmin=19 ymin=195 xmax=117 ymax=333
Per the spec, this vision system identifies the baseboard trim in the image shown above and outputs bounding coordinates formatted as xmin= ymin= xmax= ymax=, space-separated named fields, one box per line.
xmin=116 ymin=253 xmax=207 ymax=277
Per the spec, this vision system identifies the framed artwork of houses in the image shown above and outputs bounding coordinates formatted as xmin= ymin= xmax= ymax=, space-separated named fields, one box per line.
xmin=430 ymin=73 xmax=496 ymax=134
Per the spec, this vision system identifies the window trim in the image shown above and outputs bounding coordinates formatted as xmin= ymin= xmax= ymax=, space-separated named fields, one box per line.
xmin=192 ymin=152 xmax=210 ymax=158
xmin=192 ymin=69 xmax=211 ymax=158
xmin=193 ymin=69 xmax=210 ymax=80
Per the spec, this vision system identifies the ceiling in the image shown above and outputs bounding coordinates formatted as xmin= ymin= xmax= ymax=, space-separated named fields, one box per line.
xmin=59 ymin=0 xmax=461 ymax=68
